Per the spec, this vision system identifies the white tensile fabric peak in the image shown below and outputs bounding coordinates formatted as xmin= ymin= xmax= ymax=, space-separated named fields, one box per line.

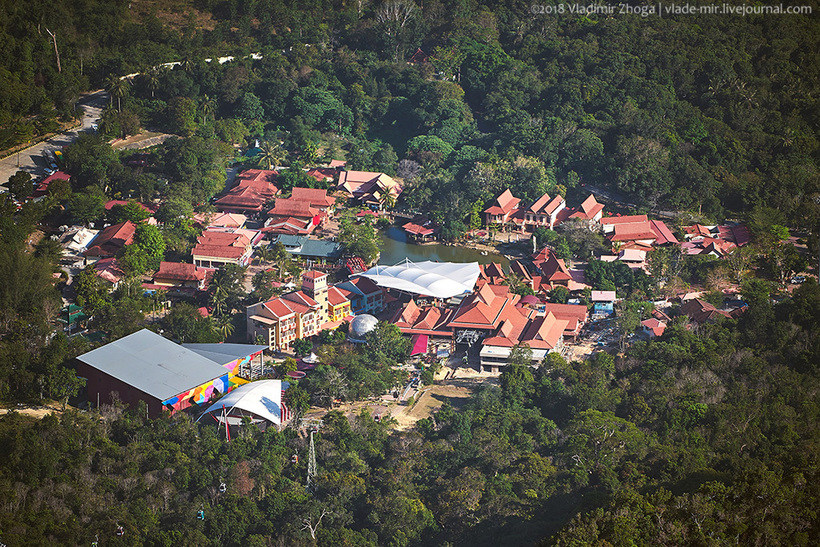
xmin=355 ymin=259 xmax=480 ymax=298
xmin=197 ymin=379 xmax=284 ymax=426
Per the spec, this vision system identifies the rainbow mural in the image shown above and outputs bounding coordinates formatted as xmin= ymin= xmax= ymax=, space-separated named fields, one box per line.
xmin=160 ymin=350 xmax=263 ymax=414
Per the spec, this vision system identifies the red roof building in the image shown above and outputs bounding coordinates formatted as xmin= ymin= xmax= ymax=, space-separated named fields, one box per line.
xmin=247 ymin=289 xmax=322 ymax=352
xmin=291 ymin=187 xmax=336 ymax=213
xmin=569 ymin=194 xmax=605 ymax=223
xmin=680 ymin=298 xmax=731 ymax=324
xmin=542 ymin=303 xmax=588 ymax=340
xmin=535 ymin=249 xmax=573 ymax=287
xmin=484 ymin=189 xmax=522 ymax=226
xmin=153 ymin=261 xmax=207 ymax=290
xmin=641 ymin=318 xmax=667 ymax=337
xmin=31 ymin=171 xmax=70 ymax=198
xmin=337 ymin=170 xmax=402 ymax=207
xmin=83 ymin=221 xmax=137 ymax=262
xmin=192 ymin=230 xmax=253 ymax=268
xmin=93 ymin=257 xmax=125 ymax=289
xmin=214 ymin=169 xmax=280 ymax=215
xmin=390 ymin=299 xmax=454 ymax=339
xmin=649 ymin=220 xmax=679 ymax=245
xmin=524 ymin=192 xmax=567 ymax=230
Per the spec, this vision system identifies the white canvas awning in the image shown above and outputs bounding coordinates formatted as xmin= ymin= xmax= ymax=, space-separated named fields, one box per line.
xmin=197 ymin=380 xmax=285 ymax=426
xmin=355 ymin=259 xmax=480 ymax=299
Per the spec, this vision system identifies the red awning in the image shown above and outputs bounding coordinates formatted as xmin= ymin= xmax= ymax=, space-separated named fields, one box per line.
xmin=410 ymin=334 xmax=429 ymax=356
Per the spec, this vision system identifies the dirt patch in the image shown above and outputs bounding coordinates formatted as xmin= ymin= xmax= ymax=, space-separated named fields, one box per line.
xmin=0 ymin=402 xmax=63 ymax=419
xmin=391 ymin=368 xmax=499 ymax=430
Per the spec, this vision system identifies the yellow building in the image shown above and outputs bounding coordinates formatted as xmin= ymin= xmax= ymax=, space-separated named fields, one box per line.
xmin=327 ymin=286 xmax=352 ymax=322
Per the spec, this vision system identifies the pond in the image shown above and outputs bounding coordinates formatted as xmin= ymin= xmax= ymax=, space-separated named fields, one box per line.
xmin=377 ymin=226 xmax=510 ymax=268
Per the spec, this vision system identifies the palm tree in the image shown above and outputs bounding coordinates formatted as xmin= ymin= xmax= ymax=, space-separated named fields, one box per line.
xmin=143 ymin=69 xmax=160 ymax=99
xmin=210 ymin=286 xmax=229 ymax=318
xmin=213 ymin=315 xmax=235 ymax=341
xmin=381 ymin=190 xmax=397 ymax=210
xmin=200 ymin=94 xmax=216 ymax=124
xmin=105 ymin=74 xmax=130 ymax=113
xmin=257 ymin=141 xmax=286 ymax=170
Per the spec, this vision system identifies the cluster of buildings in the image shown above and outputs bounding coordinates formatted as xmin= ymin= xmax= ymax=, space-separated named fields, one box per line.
xmin=483 ymin=189 xmax=604 ymax=231
xmin=247 ymin=270 xmax=384 ymax=352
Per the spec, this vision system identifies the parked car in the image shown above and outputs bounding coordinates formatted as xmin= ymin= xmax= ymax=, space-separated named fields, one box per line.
xmin=44 ymin=167 xmax=56 ymax=176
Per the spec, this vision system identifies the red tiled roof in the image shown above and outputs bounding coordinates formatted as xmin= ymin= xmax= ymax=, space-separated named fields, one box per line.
xmin=155 ymin=261 xmax=205 ymax=282
xmin=484 ymin=189 xmax=520 ymax=216
xmin=649 ymin=220 xmax=678 ymax=245
xmin=611 ymin=222 xmax=657 ymax=242
xmin=519 ymin=312 xmax=568 ymax=349
xmin=579 ymin=194 xmax=604 ymax=218
xmin=192 ymin=231 xmax=251 ymax=260
xmin=262 ymin=217 xmax=315 ymax=235
xmin=537 ymin=251 xmax=572 ymax=283
xmin=403 ymin=222 xmax=435 ymax=236
xmin=543 ymin=303 xmax=588 ymax=322
xmin=83 ymin=221 xmax=136 ymax=258
xmin=268 ymin=198 xmax=319 ymax=218
xmin=94 ymin=257 xmax=125 ymax=284
xmin=31 ymin=171 xmax=71 ymax=197
xmin=291 ymin=187 xmax=335 ymax=208
xmin=731 ymin=225 xmax=751 ymax=246
xmin=601 ymin=214 xmax=648 ymax=225
xmin=214 ymin=170 xmax=279 ymax=213
xmin=528 ymin=193 xmax=552 ymax=215
xmin=684 ymin=224 xmax=712 ymax=237
xmin=305 ymin=168 xmax=337 ymax=184
xmin=347 ymin=276 xmax=381 ymax=295
xmin=544 ymin=195 xmax=565 ymax=215
xmin=263 ymin=299 xmax=297 ymax=319
xmin=327 ymin=286 xmax=349 ymax=306
xmin=680 ymin=298 xmax=731 ymax=323
xmin=641 ymin=318 xmax=667 ymax=336
xmin=303 ymin=270 xmax=326 ymax=280
xmin=282 ymin=291 xmax=320 ymax=314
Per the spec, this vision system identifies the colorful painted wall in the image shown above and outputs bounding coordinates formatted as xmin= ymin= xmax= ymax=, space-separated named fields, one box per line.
xmin=160 ymin=350 xmax=264 ymax=413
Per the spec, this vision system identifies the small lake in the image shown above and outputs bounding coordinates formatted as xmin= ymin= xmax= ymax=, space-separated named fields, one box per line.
xmin=378 ymin=226 xmax=510 ymax=268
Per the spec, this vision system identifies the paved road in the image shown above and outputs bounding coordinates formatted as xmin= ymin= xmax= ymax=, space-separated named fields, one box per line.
xmin=0 ymin=90 xmax=108 ymax=191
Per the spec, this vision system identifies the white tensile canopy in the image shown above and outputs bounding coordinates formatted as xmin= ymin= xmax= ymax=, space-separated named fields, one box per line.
xmin=197 ymin=380 xmax=285 ymax=427
xmin=355 ymin=259 xmax=480 ymax=298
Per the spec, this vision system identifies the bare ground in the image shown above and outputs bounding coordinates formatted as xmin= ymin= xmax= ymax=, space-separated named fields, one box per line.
xmin=0 ymin=402 xmax=63 ymax=419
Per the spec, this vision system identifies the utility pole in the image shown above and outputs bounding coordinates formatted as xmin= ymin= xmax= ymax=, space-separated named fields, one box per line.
xmin=306 ymin=429 xmax=317 ymax=493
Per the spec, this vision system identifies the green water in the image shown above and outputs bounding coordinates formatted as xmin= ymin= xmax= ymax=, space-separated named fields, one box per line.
xmin=378 ymin=226 xmax=510 ymax=267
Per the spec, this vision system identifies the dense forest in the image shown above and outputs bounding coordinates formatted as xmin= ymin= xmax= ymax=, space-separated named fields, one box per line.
xmin=3 ymin=0 xmax=820 ymax=232
xmin=3 ymin=0 xmax=820 ymax=544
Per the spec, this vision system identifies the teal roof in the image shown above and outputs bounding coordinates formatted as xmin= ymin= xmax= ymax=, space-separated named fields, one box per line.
xmin=274 ymin=235 xmax=342 ymax=259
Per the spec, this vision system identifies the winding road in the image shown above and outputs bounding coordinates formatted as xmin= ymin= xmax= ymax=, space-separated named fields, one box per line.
xmin=0 ymin=90 xmax=108 ymax=191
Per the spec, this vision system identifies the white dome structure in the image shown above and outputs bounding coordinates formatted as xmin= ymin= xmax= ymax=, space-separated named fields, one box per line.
xmin=348 ymin=314 xmax=378 ymax=343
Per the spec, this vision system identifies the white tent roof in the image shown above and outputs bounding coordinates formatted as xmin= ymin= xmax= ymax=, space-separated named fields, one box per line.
xmin=354 ymin=259 xmax=480 ymax=298
xmin=198 ymin=380 xmax=284 ymax=426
